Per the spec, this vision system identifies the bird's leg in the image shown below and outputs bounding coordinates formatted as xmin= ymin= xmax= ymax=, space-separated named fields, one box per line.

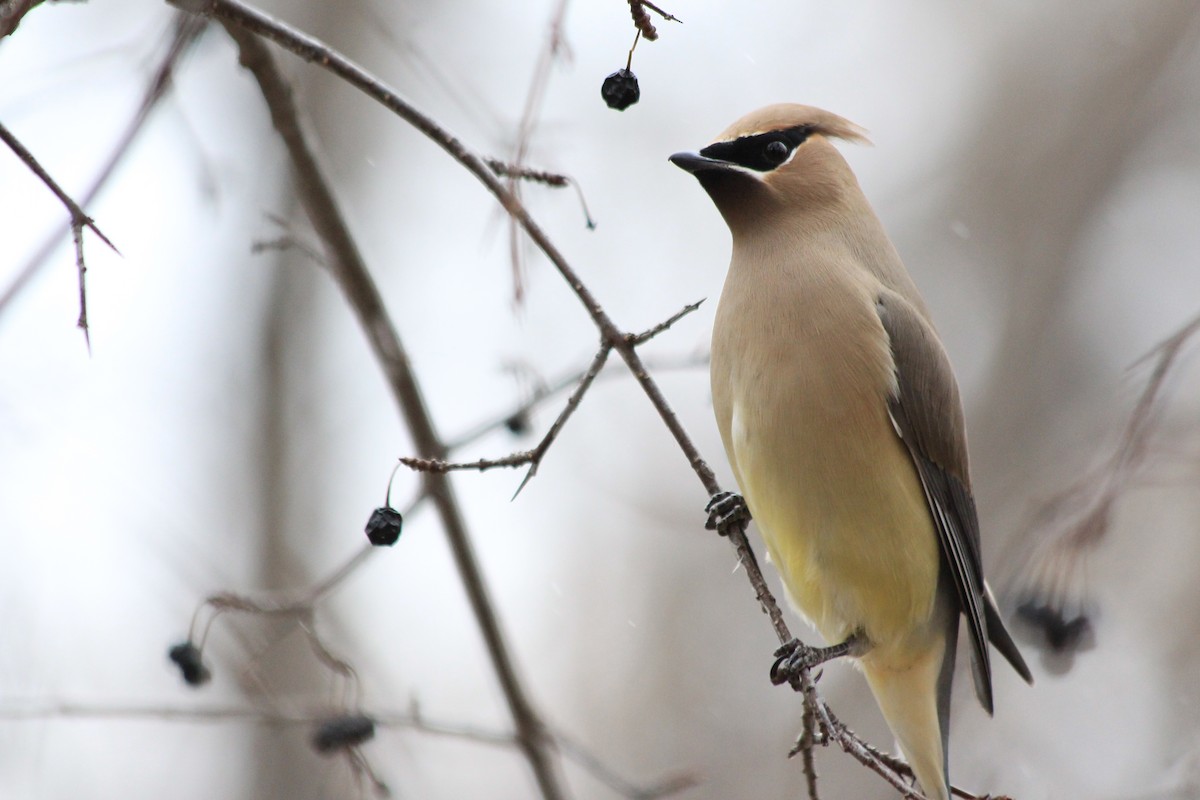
xmin=705 ymin=491 xmax=751 ymax=535
xmin=770 ymin=632 xmax=870 ymax=686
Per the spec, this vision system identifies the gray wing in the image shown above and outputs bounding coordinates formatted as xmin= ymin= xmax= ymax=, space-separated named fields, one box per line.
xmin=875 ymin=289 xmax=1031 ymax=714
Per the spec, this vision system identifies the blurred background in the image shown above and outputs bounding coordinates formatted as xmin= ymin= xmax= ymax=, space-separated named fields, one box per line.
xmin=2 ymin=1 xmax=1199 ymax=798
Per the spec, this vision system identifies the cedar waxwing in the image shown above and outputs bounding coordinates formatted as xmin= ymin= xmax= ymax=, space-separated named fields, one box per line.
xmin=670 ymin=104 xmax=1033 ymax=800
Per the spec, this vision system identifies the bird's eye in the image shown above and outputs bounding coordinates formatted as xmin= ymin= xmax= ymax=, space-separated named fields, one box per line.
xmin=764 ymin=139 xmax=790 ymax=165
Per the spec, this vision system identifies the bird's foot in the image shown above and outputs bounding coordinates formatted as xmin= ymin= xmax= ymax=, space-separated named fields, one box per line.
xmin=705 ymin=491 xmax=751 ymax=535
xmin=770 ymin=633 xmax=867 ymax=686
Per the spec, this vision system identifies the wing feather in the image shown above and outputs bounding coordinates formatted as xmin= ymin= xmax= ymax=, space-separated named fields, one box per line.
xmin=875 ymin=289 xmax=1031 ymax=712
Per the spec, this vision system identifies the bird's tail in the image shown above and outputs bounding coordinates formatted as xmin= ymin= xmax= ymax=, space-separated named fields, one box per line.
xmin=860 ymin=622 xmax=957 ymax=800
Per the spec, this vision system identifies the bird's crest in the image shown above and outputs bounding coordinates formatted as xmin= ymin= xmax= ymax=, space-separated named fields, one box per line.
xmin=709 ymin=104 xmax=870 ymax=148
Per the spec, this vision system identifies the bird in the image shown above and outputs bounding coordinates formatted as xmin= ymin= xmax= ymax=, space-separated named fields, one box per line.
xmin=670 ymin=104 xmax=1033 ymax=800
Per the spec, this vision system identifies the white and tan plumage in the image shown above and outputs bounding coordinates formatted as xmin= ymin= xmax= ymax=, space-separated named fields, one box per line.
xmin=671 ymin=104 xmax=1032 ymax=800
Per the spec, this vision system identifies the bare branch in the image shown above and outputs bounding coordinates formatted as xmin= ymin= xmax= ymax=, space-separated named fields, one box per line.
xmin=0 ymin=697 xmax=691 ymax=800
xmin=485 ymin=157 xmax=595 ymax=230
xmin=639 ymin=0 xmax=680 ymax=23
xmin=626 ymin=299 xmax=703 ymax=346
xmin=507 ymin=0 xmax=572 ymax=302
xmin=445 ymin=350 xmax=708 ymax=454
xmin=215 ymin=20 xmax=567 ymax=799
xmin=0 ymin=14 xmax=202 ymax=330
xmin=401 ymin=451 xmax=538 ymax=474
xmin=399 ymin=344 xmax=611 ymax=498
xmin=511 ymin=344 xmax=608 ymax=496
xmin=627 ymin=0 xmax=680 ymax=42
xmin=0 ymin=123 xmax=117 ymax=252
xmin=486 ymin=158 xmax=570 ymax=187
xmin=811 ymin=699 xmax=922 ymax=800
xmin=400 ymin=301 xmax=700 ymax=491
xmin=69 ymin=221 xmax=89 ymax=348
xmin=798 ymin=698 xmax=820 ymax=800
xmin=0 ymin=119 xmax=120 ymax=345
xmin=0 ymin=700 xmax=517 ymax=745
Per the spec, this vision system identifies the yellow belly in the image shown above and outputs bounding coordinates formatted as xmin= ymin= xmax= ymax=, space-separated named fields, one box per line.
xmin=713 ymin=279 xmax=941 ymax=663
xmin=733 ymin=395 xmax=939 ymax=660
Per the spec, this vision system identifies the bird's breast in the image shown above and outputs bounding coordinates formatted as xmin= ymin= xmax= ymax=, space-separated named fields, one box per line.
xmin=711 ymin=259 xmax=939 ymax=656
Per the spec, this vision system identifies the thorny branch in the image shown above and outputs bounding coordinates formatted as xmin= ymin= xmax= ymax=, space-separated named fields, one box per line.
xmin=402 ymin=345 xmax=609 ymax=493
xmin=0 ymin=119 xmax=120 ymax=348
xmin=400 ymin=300 xmax=701 ymax=496
xmin=160 ymin=0 xmax=936 ymax=796
xmin=445 ymin=349 xmax=708 ymax=454
xmin=0 ymin=13 xmax=203 ymax=323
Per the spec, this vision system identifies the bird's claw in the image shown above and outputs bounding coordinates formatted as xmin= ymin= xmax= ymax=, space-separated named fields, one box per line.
xmin=770 ymin=635 xmax=861 ymax=686
xmin=705 ymin=491 xmax=751 ymax=535
xmin=771 ymin=639 xmax=818 ymax=686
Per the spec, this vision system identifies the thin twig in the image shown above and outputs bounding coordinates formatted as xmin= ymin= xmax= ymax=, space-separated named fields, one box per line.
xmin=69 ymin=222 xmax=88 ymax=347
xmin=799 ymin=698 xmax=820 ymax=800
xmin=626 ymin=299 xmax=703 ymax=346
xmin=188 ymin=490 xmax=425 ymax=640
xmin=401 ymin=451 xmax=537 ymax=475
xmin=402 ymin=300 xmax=702 ymax=490
xmin=0 ymin=698 xmax=691 ymax=800
xmin=633 ymin=0 xmax=681 ymax=41
xmin=0 ymin=14 xmax=202 ymax=327
xmin=0 ymin=120 xmax=120 ymax=346
xmin=402 ymin=344 xmax=610 ymax=495
xmin=0 ymin=124 xmax=118 ymax=252
xmin=214 ymin=20 xmax=567 ymax=800
xmin=0 ymin=701 xmax=516 ymax=745
xmin=485 ymin=157 xmax=595 ymax=230
xmin=486 ymin=158 xmax=570 ymax=186
xmin=639 ymin=1 xmax=680 ymax=24
xmin=511 ymin=343 xmax=608 ymax=496
xmin=812 ymin=700 xmax=922 ymax=799
xmin=506 ymin=0 xmax=572 ymax=303
xmin=444 ymin=350 xmax=708 ymax=454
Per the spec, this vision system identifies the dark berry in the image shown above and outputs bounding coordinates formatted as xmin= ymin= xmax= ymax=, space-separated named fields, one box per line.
xmin=601 ymin=69 xmax=640 ymax=111
xmin=312 ymin=714 xmax=376 ymax=753
xmin=503 ymin=411 xmax=531 ymax=436
xmin=365 ymin=506 xmax=403 ymax=546
xmin=168 ymin=641 xmax=211 ymax=687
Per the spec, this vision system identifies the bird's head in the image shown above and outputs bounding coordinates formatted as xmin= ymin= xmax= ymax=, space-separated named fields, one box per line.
xmin=670 ymin=104 xmax=869 ymax=233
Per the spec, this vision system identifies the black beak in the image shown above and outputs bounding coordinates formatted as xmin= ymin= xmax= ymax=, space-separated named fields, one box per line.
xmin=669 ymin=151 xmax=734 ymax=174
